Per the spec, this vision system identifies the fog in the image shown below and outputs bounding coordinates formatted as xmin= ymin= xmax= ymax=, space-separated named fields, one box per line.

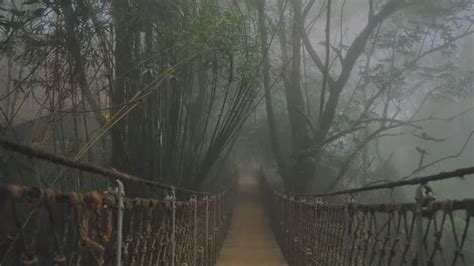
xmin=0 ymin=0 xmax=473 ymax=264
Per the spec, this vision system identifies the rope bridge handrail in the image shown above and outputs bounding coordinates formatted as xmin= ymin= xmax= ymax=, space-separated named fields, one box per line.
xmin=0 ymin=137 xmax=237 ymax=265
xmin=0 ymin=183 xmax=236 ymax=265
xmin=285 ymin=166 xmax=474 ymax=197
xmin=260 ymin=167 xmax=474 ymax=266
xmin=0 ymin=137 xmax=210 ymax=195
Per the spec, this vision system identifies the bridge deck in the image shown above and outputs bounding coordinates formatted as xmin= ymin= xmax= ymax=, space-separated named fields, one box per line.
xmin=217 ymin=176 xmax=287 ymax=266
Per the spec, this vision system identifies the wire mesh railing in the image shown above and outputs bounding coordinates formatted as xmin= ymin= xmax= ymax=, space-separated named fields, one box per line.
xmin=261 ymin=168 xmax=474 ymax=266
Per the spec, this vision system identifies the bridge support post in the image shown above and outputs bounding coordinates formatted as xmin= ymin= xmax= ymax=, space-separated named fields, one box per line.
xmin=288 ymin=196 xmax=294 ymax=265
xmin=415 ymin=184 xmax=426 ymax=266
xmin=211 ymin=195 xmax=217 ymax=265
xmin=191 ymin=195 xmax=198 ymax=266
xmin=115 ymin=180 xmax=125 ymax=266
xmin=214 ymin=194 xmax=220 ymax=263
xmin=298 ymin=197 xmax=305 ymax=266
xmin=280 ymin=194 xmax=286 ymax=259
xmin=205 ymin=195 xmax=209 ymax=265
xmin=171 ymin=187 xmax=176 ymax=266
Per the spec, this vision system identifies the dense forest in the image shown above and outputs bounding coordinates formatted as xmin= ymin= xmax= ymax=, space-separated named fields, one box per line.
xmin=0 ymin=0 xmax=473 ymax=265
xmin=0 ymin=0 xmax=473 ymax=195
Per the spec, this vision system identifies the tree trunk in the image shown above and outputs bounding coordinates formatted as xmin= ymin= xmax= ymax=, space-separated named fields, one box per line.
xmin=58 ymin=0 xmax=104 ymax=125
xmin=257 ymin=0 xmax=288 ymax=185
xmin=111 ymin=0 xmax=133 ymax=171
xmin=288 ymin=0 xmax=313 ymax=192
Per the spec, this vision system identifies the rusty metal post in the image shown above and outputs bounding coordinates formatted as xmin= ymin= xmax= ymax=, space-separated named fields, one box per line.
xmin=299 ymin=197 xmax=305 ymax=265
xmin=288 ymin=196 xmax=294 ymax=265
xmin=280 ymin=193 xmax=285 ymax=255
xmin=283 ymin=195 xmax=288 ymax=259
xmin=204 ymin=195 xmax=209 ymax=265
xmin=212 ymin=195 xmax=217 ymax=265
xmin=216 ymin=194 xmax=220 ymax=255
xmin=171 ymin=187 xmax=176 ymax=266
xmin=115 ymin=180 xmax=125 ymax=266
xmin=191 ymin=195 xmax=198 ymax=266
xmin=415 ymin=184 xmax=426 ymax=266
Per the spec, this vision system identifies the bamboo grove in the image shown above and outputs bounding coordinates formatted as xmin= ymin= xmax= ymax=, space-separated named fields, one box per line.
xmin=0 ymin=0 xmax=260 ymax=191
xmin=1 ymin=0 xmax=474 ymax=195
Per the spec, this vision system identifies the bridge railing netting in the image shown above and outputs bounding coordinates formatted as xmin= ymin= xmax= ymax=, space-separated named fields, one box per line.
xmin=0 ymin=185 xmax=235 ymax=266
xmin=0 ymin=138 xmax=236 ymax=266
xmin=261 ymin=168 xmax=474 ymax=266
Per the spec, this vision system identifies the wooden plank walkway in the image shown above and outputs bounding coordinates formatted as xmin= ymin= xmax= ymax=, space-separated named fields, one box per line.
xmin=217 ymin=176 xmax=287 ymax=266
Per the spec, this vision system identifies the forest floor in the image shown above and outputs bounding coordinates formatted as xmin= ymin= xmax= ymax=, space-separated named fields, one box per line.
xmin=216 ymin=176 xmax=287 ymax=266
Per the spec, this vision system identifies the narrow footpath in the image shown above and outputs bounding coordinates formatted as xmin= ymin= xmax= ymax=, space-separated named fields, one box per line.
xmin=217 ymin=176 xmax=287 ymax=266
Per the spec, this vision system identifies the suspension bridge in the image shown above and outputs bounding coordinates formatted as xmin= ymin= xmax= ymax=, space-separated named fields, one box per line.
xmin=0 ymin=137 xmax=473 ymax=266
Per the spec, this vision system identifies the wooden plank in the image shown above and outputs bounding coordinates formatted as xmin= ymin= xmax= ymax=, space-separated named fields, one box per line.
xmin=217 ymin=176 xmax=287 ymax=266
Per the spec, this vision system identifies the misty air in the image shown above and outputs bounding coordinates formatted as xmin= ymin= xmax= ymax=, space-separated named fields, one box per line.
xmin=0 ymin=0 xmax=473 ymax=265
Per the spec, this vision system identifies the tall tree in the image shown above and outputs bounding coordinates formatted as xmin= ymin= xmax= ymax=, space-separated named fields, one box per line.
xmin=257 ymin=0 xmax=287 ymax=186
xmin=268 ymin=0 xmax=474 ymax=192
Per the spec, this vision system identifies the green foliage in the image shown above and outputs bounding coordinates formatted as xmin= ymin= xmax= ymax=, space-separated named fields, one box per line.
xmin=107 ymin=0 xmax=262 ymax=188
xmin=0 ymin=0 xmax=262 ymax=190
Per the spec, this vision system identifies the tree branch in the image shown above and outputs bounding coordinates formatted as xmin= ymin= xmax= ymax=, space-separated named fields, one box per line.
xmin=400 ymin=131 xmax=474 ymax=180
xmin=336 ymin=0 xmax=407 ymax=89
xmin=301 ymin=26 xmax=336 ymax=87
xmin=318 ymin=0 xmax=332 ymax=126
